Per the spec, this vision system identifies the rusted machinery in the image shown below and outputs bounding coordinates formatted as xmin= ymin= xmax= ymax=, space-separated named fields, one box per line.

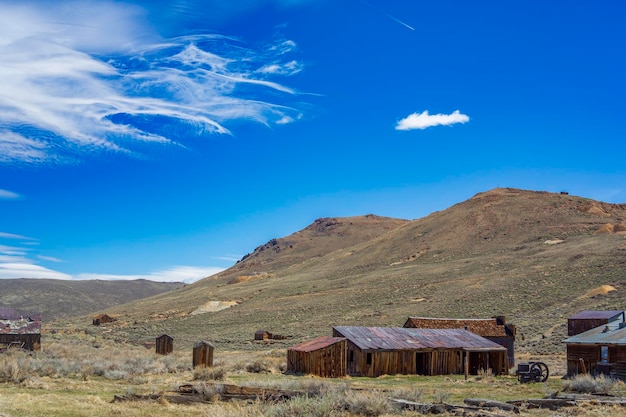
xmin=516 ymin=361 xmax=549 ymax=383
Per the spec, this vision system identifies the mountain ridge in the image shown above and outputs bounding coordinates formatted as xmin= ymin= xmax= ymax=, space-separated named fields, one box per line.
xmin=47 ymin=188 xmax=626 ymax=355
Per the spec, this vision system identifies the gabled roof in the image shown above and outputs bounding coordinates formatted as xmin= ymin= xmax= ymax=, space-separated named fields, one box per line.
xmin=564 ymin=320 xmax=626 ymax=345
xmin=404 ymin=317 xmax=514 ymax=337
xmin=568 ymin=310 xmax=625 ymax=321
xmin=333 ymin=326 xmax=506 ymax=352
xmin=288 ymin=336 xmax=346 ymax=352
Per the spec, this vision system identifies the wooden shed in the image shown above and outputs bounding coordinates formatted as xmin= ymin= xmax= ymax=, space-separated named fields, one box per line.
xmin=287 ymin=336 xmax=347 ymax=378
xmin=92 ymin=314 xmax=115 ymax=326
xmin=255 ymin=330 xmax=271 ymax=341
xmin=403 ymin=316 xmax=517 ymax=368
xmin=333 ymin=326 xmax=507 ymax=378
xmin=192 ymin=340 xmax=215 ymax=368
xmin=0 ymin=307 xmax=41 ymax=351
xmin=567 ymin=310 xmax=625 ymax=336
xmin=564 ymin=318 xmax=626 ymax=379
xmin=155 ymin=334 xmax=174 ymax=355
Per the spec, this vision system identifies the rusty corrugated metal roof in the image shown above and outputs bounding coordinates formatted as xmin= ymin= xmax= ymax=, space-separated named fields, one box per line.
xmin=333 ymin=326 xmax=506 ymax=352
xmin=568 ymin=310 xmax=625 ymax=321
xmin=288 ymin=336 xmax=346 ymax=352
xmin=0 ymin=308 xmax=41 ymax=335
xmin=404 ymin=317 xmax=512 ymax=337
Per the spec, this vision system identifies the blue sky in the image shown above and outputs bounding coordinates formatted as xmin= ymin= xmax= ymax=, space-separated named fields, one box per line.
xmin=1 ymin=0 xmax=624 ymax=282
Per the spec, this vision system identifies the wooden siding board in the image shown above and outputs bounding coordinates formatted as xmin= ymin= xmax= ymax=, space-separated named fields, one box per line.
xmin=287 ymin=338 xmax=346 ymax=378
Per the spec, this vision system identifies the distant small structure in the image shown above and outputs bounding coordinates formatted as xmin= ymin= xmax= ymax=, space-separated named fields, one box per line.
xmin=567 ymin=310 xmax=625 ymax=336
xmin=403 ymin=316 xmax=517 ymax=368
xmin=254 ymin=330 xmax=287 ymax=341
xmin=192 ymin=340 xmax=215 ymax=368
xmin=92 ymin=313 xmax=116 ymax=326
xmin=155 ymin=334 xmax=174 ymax=355
xmin=287 ymin=336 xmax=347 ymax=378
xmin=0 ymin=307 xmax=41 ymax=351
xmin=255 ymin=330 xmax=271 ymax=341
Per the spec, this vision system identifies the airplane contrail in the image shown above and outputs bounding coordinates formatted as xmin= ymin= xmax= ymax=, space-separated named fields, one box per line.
xmin=358 ymin=0 xmax=415 ymax=31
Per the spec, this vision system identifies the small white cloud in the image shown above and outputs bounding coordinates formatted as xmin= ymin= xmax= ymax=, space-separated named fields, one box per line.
xmin=76 ymin=265 xmax=224 ymax=283
xmin=395 ymin=110 xmax=470 ymax=131
xmin=0 ymin=189 xmax=21 ymax=199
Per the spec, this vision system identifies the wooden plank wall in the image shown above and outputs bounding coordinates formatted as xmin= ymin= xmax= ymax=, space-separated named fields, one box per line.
xmin=287 ymin=340 xmax=347 ymax=378
xmin=0 ymin=334 xmax=41 ymax=351
xmin=156 ymin=335 xmax=173 ymax=355
xmin=566 ymin=344 xmax=600 ymax=376
xmin=192 ymin=344 xmax=214 ymax=368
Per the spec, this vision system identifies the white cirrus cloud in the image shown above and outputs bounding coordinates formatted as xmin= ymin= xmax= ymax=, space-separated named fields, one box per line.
xmin=0 ymin=189 xmax=21 ymax=199
xmin=76 ymin=265 xmax=224 ymax=283
xmin=395 ymin=110 xmax=470 ymax=131
xmin=0 ymin=262 xmax=73 ymax=280
xmin=0 ymin=2 xmax=306 ymax=165
xmin=0 ymin=232 xmax=37 ymax=241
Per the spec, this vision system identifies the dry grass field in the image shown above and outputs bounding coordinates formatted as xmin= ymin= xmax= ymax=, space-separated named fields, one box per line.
xmin=2 ymin=332 xmax=626 ymax=417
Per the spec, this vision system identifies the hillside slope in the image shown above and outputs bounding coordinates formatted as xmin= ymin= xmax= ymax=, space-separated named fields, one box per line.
xmin=0 ymin=279 xmax=182 ymax=319
xmin=54 ymin=188 xmax=626 ymax=355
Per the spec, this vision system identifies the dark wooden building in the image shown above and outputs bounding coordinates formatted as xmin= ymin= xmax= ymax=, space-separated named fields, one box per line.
xmin=192 ymin=341 xmax=215 ymax=368
xmin=155 ymin=334 xmax=174 ymax=355
xmin=332 ymin=326 xmax=507 ymax=378
xmin=92 ymin=313 xmax=116 ymax=326
xmin=287 ymin=336 xmax=347 ymax=378
xmin=564 ymin=318 xmax=626 ymax=379
xmin=0 ymin=307 xmax=41 ymax=351
xmin=255 ymin=330 xmax=271 ymax=340
xmin=403 ymin=316 xmax=517 ymax=368
xmin=567 ymin=310 xmax=625 ymax=336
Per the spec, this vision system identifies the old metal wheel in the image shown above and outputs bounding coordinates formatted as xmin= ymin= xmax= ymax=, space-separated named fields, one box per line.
xmin=530 ymin=362 xmax=549 ymax=382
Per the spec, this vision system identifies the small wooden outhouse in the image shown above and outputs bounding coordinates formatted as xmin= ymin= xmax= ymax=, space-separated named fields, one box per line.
xmin=156 ymin=334 xmax=174 ymax=355
xmin=192 ymin=341 xmax=215 ymax=368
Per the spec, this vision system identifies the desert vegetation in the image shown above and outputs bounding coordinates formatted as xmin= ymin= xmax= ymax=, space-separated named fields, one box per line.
xmin=1 ymin=332 xmax=626 ymax=417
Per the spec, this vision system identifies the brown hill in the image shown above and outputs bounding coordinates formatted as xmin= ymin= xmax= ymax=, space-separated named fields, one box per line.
xmin=0 ymin=278 xmax=182 ymax=319
xmin=53 ymin=188 xmax=626 ymax=356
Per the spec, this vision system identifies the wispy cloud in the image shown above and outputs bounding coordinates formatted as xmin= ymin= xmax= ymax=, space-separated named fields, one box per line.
xmin=0 ymin=189 xmax=21 ymax=199
xmin=0 ymin=262 xmax=73 ymax=280
xmin=0 ymin=232 xmax=36 ymax=241
xmin=76 ymin=265 xmax=224 ymax=283
xmin=37 ymin=255 xmax=64 ymax=263
xmin=0 ymin=2 xmax=306 ymax=165
xmin=395 ymin=110 xmax=470 ymax=131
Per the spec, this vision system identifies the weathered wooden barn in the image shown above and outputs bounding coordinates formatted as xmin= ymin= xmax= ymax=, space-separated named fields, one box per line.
xmin=155 ymin=334 xmax=174 ymax=355
xmin=287 ymin=336 xmax=347 ymax=378
xmin=332 ymin=326 xmax=507 ymax=378
xmin=403 ymin=316 xmax=517 ymax=368
xmin=0 ymin=307 xmax=41 ymax=351
xmin=192 ymin=340 xmax=214 ymax=368
xmin=92 ymin=313 xmax=116 ymax=326
xmin=567 ymin=310 xmax=625 ymax=336
xmin=564 ymin=317 xmax=626 ymax=379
